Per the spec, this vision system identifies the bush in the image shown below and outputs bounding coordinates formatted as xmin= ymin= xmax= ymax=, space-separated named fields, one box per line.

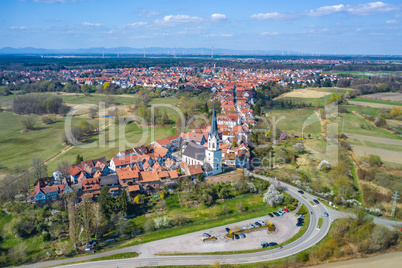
xmin=143 ymin=219 xmax=155 ymax=232
xmin=42 ymin=115 xmax=56 ymax=124
xmin=295 ymin=251 xmax=309 ymax=263
xmin=21 ymin=115 xmax=36 ymax=130
xmin=367 ymin=154 xmax=382 ymax=167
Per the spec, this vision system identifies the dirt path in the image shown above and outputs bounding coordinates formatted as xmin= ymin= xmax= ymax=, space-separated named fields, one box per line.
xmin=345 ymin=133 xmax=402 ymax=145
xmin=43 ymin=121 xmax=111 ymax=166
xmin=351 ymin=145 xmax=402 ymax=164
xmin=313 ymin=251 xmax=402 ymax=268
xmin=348 ymin=101 xmax=397 ymax=109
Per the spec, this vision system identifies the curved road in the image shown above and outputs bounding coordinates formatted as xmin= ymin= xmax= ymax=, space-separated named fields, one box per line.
xmin=24 ymin=174 xmax=401 ymax=268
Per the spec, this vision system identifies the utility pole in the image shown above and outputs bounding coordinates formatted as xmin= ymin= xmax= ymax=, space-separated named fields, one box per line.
xmin=391 ymin=191 xmax=399 ymax=218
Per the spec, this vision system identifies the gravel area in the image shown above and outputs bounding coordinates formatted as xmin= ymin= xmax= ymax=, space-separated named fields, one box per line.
xmin=155 ymin=211 xmax=300 ymax=254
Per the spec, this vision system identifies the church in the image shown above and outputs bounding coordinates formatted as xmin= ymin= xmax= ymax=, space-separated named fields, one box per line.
xmin=182 ymin=106 xmax=223 ymax=177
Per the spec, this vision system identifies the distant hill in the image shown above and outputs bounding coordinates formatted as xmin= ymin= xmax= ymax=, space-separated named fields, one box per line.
xmin=0 ymin=46 xmax=298 ymax=56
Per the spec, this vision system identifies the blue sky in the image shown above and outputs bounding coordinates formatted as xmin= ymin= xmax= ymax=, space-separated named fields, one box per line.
xmin=1 ymin=0 xmax=402 ymax=54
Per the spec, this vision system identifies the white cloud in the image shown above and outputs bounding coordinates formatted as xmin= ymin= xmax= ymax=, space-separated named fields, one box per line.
xmin=251 ymin=2 xmax=400 ymax=21
xmin=386 ymin=19 xmax=399 ymax=24
xmin=211 ymin=14 xmax=227 ymax=21
xmin=347 ymin=2 xmax=397 ymax=15
xmin=307 ymin=4 xmax=345 ymax=17
xmin=122 ymin=22 xmax=148 ymax=28
xmin=138 ymin=10 xmax=161 ymax=18
xmin=221 ymin=33 xmax=232 ymax=37
xmin=156 ymin=14 xmax=202 ymax=24
xmin=251 ymin=12 xmax=297 ymax=21
xmin=10 ymin=26 xmax=27 ymax=30
xmin=82 ymin=22 xmax=101 ymax=27
xmin=261 ymin=32 xmax=279 ymax=36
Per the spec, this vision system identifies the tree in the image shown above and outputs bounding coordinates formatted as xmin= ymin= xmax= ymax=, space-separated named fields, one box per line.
xmin=74 ymin=154 xmax=83 ymax=165
xmin=19 ymin=170 xmax=32 ymax=204
xmin=32 ymin=157 xmax=47 ymax=181
xmin=117 ymin=190 xmax=128 ymax=216
xmin=204 ymin=102 xmax=209 ymax=113
xmin=99 ymin=186 xmax=114 ymax=219
xmin=236 ymin=202 xmax=246 ymax=213
xmin=114 ymin=212 xmax=128 ymax=235
xmin=367 ymin=154 xmax=382 ymax=167
xmin=162 ymin=110 xmax=169 ymax=125
xmin=232 ymin=140 xmax=237 ymax=147
xmin=92 ymin=203 xmax=102 ymax=239
xmin=21 ymin=115 xmax=36 ymax=131
xmin=81 ymin=196 xmax=93 ymax=244
xmin=79 ymin=120 xmax=94 ymax=134
xmin=89 ymin=106 xmax=98 ymax=119
xmin=71 ymin=126 xmax=84 ymax=143
xmin=390 ymin=106 xmax=402 ymax=118
xmin=67 ymin=197 xmax=78 ymax=253
xmin=57 ymin=159 xmax=71 ymax=178
xmin=263 ymin=185 xmax=284 ymax=207
xmin=254 ymin=103 xmax=261 ymax=116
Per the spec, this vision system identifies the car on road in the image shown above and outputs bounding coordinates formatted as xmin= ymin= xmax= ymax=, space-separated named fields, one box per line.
xmin=249 ymin=223 xmax=255 ymax=228
xmin=234 ymin=234 xmax=240 ymax=239
xmin=273 ymin=212 xmax=279 ymax=216
xmin=240 ymin=233 xmax=246 ymax=238
xmin=296 ymin=223 xmax=303 ymax=227
xmin=258 ymin=220 xmax=266 ymax=225
xmin=225 ymin=228 xmax=231 ymax=233
xmin=203 ymin=233 xmax=211 ymax=237
xmin=255 ymin=222 xmax=262 ymax=227
xmin=261 ymin=241 xmax=269 ymax=248
xmin=268 ymin=213 xmax=274 ymax=218
xmin=324 ymin=212 xmax=329 ymax=217
xmin=313 ymin=199 xmax=319 ymax=204
xmin=298 ymin=190 xmax=304 ymax=194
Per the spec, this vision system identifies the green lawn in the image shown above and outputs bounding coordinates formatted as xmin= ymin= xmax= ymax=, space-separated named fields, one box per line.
xmin=60 ymin=93 xmax=137 ymax=106
xmin=317 ymin=217 xmax=323 ymax=228
xmin=266 ymin=109 xmax=322 ymax=138
xmin=352 ymin=98 xmax=402 ymax=106
xmin=349 ymin=138 xmax=402 ymax=152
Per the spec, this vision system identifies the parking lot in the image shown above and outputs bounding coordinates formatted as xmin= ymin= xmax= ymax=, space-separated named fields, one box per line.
xmin=154 ymin=211 xmax=300 ymax=254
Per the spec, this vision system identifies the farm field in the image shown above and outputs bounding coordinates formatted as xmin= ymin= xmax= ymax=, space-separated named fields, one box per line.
xmin=352 ymin=145 xmax=402 ymax=164
xmin=348 ymin=138 xmax=402 ymax=152
xmin=341 ymin=105 xmax=385 ymax=116
xmin=332 ymin=113 xmax=402 ymax=140
xmin=275 ymin=87 xmax=350 ymax=106
xmin=350 ymin=98 xmax=402 ymax=106
xmin=266 ymin=109 xmax=322 ymax=138
xmin=360 ymin=92 xmax=402 ymax=103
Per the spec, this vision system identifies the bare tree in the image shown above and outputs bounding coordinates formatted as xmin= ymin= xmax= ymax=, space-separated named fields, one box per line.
xmin=57 ymin=159 xmax=71 ymax=179
xmin=81 ymin=196 xmax=93 ymax=244
xmin=32 ymin=158 xmax=47 ymax=181
xmin=0 ymin=175 xmax=18 ymax=203
xmin=19 ymin=169 xmax=32 ymax=204
xmin=21 ymin=116 xmax=36 ymax=131
xmin=93 ymin=202 xmax=102 ymax=239
xmin=68 ymin=196 xmax=79 ymax=253
xmin=89 ymin=106 xmax=98 ymax=119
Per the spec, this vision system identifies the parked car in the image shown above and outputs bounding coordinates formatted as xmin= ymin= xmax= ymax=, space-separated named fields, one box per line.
xmin=268 ymin=213 xmax=274 ymax=217
xmin=240 ymin=233 xmax=246 ymax=238
xmin=261 ymin=241 xmax=269 ymax=248
xmin=242 ymin=227 xmax=248 ymax=230
xmin=258 ymin=220 xmax=266 ymax=225
xmin=278 ymin=208 xmax=285 ymax=213
xmin=234 ymin=234 xmax=240 ymax=240
xmin=283 ymin=208 xmax=289 ymax=213
xmin=255 ymin=222 xmax=262 ymax=227
xmin=324 ymin=212 xmax=329 ymax=217
xmin=296 ymin=223 xmax=303 ymax=227
xmin=106 ymin=238 xmax=116 ymax=244
xmin=268 ymin=242 xmax=278 ymax=246
xmin=298 ymin=190 xmax=304 ymax=194
xmin=203 ymin=233 xmax=211 ymax=237
xmin=277 ymin=211 xmax=284 ymax=216
xmin=249 ymin=223 xmax=255 ymax=228
xmin=313 ymin=199 xmax=319 ymax=204
xmin=225 ymin=228 xmax=231 ymax=233
xmin=273 ymin=212 xmax=280 ymax=216
xmin=298 ymin=214 xmax=305 ymax=219
xmin=297 ymin=218 xmax=304 ymax=222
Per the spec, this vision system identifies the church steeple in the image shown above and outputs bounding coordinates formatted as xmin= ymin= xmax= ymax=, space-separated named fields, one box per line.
xmin=209 ymin=104 xmax=218 ymax=137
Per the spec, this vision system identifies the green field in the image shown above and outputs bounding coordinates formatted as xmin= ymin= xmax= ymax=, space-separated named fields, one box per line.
xmin=349 ymin=138 xmax=402 ymax=152
xmin=333 ymin=113 xmax=402 ymax=140
xmin=0 ymin=112 xmax=101 ymax=173
xmin=267 ymin=109 xmax=322 ymax=138
xmin=60 ymin=93 xmax=138 ymax=106
xmin=341 ymin=105 xmax=384 ymax=116
xmin=351 ymin=98 xmax=402 ymax=106
xmin=280 ymin=87 xmax=351 ymax=107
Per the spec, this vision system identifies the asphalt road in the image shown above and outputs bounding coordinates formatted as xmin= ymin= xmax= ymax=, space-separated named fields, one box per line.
xmin=23 ymin=174 xmax=401 ymax=268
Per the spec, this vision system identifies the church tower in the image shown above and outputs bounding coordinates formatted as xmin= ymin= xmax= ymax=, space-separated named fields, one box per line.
xmin=205 ymin=105 xmax=222 ymax=176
